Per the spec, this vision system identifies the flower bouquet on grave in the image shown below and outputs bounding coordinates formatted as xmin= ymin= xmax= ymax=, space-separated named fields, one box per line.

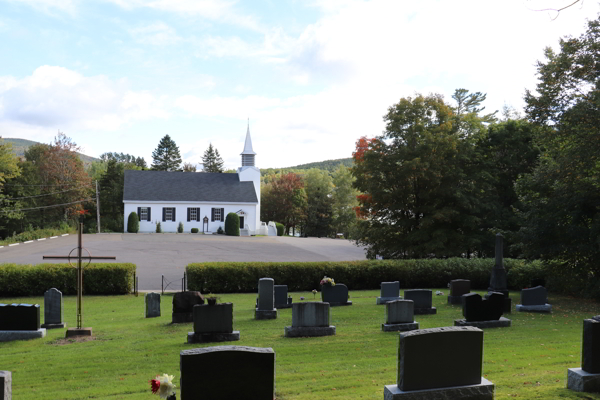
xmin=320 ymin=276 xmax=335 ymax=287
xmin=150 ymin=373 xmax=177 ymax=400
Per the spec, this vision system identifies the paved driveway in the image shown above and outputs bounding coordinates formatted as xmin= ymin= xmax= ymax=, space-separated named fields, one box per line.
xmin=0 ymin=233 xmax=367 ymax=290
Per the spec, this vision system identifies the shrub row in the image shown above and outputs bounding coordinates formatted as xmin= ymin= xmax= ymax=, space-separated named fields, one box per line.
xmin=0 ymin=263 xmax=137 ymax=297
xmin=186 ymin=258 xmax=548 ymax=294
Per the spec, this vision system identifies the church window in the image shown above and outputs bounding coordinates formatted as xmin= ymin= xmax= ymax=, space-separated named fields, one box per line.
xmin=163 ymin=207 xmax=176 ymax=222
xmin=211 ymin=207 xmax=225 ymax=222
xmin=140 ymin=208 xmax=148 ymax=221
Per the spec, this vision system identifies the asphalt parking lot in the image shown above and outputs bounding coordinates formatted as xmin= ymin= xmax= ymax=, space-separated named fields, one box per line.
xmin=0 ymin=233 xmax=367 ymax=290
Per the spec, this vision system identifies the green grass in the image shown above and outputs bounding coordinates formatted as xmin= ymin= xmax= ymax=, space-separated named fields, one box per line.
xmin=1 ymin=290 xmax=599 ymax=399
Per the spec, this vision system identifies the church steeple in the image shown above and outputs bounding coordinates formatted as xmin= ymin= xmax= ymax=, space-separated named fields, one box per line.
xmin=241 ymin=119 xmax=256 ymax=167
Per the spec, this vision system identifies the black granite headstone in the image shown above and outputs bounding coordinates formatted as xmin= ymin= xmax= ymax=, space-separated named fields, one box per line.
xmin=173 ymin=291 xmax=205 ymax=323
xmin=180 ymin=346 xmax=275 ymax=400
xmin=463 ymin=293 xmax=504 ymax=322
xmin=398 ymin=326 xmax=483 ymax=391
xmin=450 ymin=280 xmax=471 ymax=297
xmin=404 ymin=289 xmax=432 ymax=309
xmin=521 ymin=286 xmax=548 ymax=306
xmin=321 ymin=284 xmax=350 ymax=305
xmin=0 ymin=304 xmax=40 ymax=331
xmin=274 ymin=285 xmax=289 ymax=308
xmin=582 ymin=318 xmax=600 ymax=373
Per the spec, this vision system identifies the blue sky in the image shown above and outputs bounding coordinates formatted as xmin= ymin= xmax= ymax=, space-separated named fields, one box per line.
xmin=0 ymin=0 xmax=598 ymax=169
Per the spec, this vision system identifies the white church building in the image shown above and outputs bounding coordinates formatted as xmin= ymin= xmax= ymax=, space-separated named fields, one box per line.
xmin=123 ymin=126 xmax=264 ymax=234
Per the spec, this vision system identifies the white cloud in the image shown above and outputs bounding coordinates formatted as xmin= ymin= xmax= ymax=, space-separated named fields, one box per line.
xmin=0 ymin=66 xmax=170 ymax=138
xmin=3 ymin=0 xmax=78 ymax=15
xmin=106 ymin=0 xmax=262 ymax=31
xmin=129 ymin=22 xmax=181 ymax=46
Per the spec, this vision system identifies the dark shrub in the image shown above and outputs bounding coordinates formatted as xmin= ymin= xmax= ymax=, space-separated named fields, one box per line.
xmin=191 ymin=228 xmax=199 ymax=233
xmin=178 ymin=222 xmax=184 ymax=233
xmin=127 ymin=212 xmax=139 ymax=233
xmin=276 ymin=222 xmax=284 ymax=236
xmin=225 ymin=213 xmax=240 ymax=236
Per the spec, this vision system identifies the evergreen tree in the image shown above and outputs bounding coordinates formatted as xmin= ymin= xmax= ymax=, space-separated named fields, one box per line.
xmin=201 ymin=143 xmax=224 ymax=173
xmin=151 ymin=135 xmax=182 ymax=171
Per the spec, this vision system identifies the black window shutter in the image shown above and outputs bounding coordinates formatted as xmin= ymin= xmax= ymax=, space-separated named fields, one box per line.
xmin=147 ymin=207 xmax=151 ymax=221
xmin=162 ymin=208 xmax=166 ymax=222
xmin=172 ymin=208 xmax=176 ymax=221
xmin=211 ymin=208 xmax=215 ymax=222
xmin=137 ymin=207 xmax=141 ymax=218
xmin=220 ymin=208 xmax=225 ymax=221
xmin=187 ymin=208 xmax=190 ymax=222
xmin=196 ymin=208 xmax=201 ymax=221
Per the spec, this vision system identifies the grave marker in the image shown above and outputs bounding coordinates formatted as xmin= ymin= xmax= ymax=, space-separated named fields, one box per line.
xmin=455 ymin=292 xmax=511 ymax=328
xmin=403 ymin=289 xmax=436 ymax=314
xmin=0 ymin=371 xmax=11 ymax=400
xmin=180 ymin=346 xmax=275 ymax=400
xmin=0 ymin=304 xmax=46 ymax=341
xmin=321 ymin=283 xmax=352 ymax=306
xmin=255 ymin=278 xmax=277 ymax=319
xmin=384 ymin=326 xmax=494 ymax=399
xmin=516 ymin=286 xmax=551 ymax=313
xmin=382 ymin=299 xmax=419 ymax=332
xmin=188 ymin=302 xmax=240 ymax=343
xmin=487 ymin=233 xmax=511 ymax=313
xmin=274 ymin=285 xmax=292 ymax=309
xmin=447 ymin=279 xmax=470 ymax=305
xmin=377 ymin=281 xmax=402 ymax=305
xmin=145 ymin=292 xmax=161 ymax=318
xmin=285 ymin=302 xmax=335 ymax=337
xmin=41 ymin=288 xmax=66 ymax=329
xmin=43 ymin=216 xmax=116 ymax=337
xmin=172 ymin=291 xmax=205 ymax=323
xmin=568 ymin=317 xmax=600 ymax=392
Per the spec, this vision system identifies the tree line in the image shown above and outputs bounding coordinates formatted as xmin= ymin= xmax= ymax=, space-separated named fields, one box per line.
xmin=351 ymin=16 xmax=600 ymax=283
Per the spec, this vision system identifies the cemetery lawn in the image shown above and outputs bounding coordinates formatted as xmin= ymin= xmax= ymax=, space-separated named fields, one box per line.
xmin=1 ymin=291 xmax=599 ymax=400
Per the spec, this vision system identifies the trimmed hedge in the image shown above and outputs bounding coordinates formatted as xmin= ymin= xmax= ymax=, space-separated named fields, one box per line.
xmin=186 ymin=258 xmax=547 ymax=294
xmin=276 ymin=223 xmax=284 ymax=236
xmin=0 ymin=263 xmax=136 ymax=297
xmin=225 ymin=213 xmax=240 ymax=236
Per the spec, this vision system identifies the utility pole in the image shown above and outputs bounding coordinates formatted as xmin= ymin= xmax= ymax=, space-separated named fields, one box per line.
xmin=95 ymin=180 xmax=101 ymax=233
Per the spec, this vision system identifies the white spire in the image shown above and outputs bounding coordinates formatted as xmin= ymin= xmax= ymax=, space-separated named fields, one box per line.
xmin=241 ymin=119 xmax=256 ymax=156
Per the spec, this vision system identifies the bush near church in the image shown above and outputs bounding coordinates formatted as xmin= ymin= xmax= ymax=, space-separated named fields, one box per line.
xmin=225 ymin=213 xmax=240 ymax=236
xmin=127 ymin=212 xmax=139 ymax=233
xmin=178 ymin=222 xmax=184 ymax=233
xmin=0 ymin=263 xmax=136 ymax=296
xmin=186 ymin=258 xmax=559 ymax=295
xmin=191 ymin=228 xmax=199 ymax=233
xmin=275 ymin=222 xmax=284 ymax=236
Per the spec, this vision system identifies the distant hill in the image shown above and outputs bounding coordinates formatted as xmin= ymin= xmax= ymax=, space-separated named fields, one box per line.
xmin=261 ymin=158 xmax=353 ymax=176
xmin=1 ymin=137 xmax=99 ymax=165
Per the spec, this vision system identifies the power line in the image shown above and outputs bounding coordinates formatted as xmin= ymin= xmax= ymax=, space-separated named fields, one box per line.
xmin=1 ymin=188 xmax=83 ymax=200
xmin=0 ymin=198 xmax=96 ymax=213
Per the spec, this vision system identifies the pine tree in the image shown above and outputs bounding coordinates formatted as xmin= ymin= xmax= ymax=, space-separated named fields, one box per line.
xmin=151 ymin=135 xmax=182 ymax=171
xmin=201 ymin=143 xmax=225 ymax=173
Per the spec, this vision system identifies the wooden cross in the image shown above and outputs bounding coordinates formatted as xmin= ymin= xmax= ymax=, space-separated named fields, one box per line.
xmin=43 ymin=218 xmax=116 ymax=329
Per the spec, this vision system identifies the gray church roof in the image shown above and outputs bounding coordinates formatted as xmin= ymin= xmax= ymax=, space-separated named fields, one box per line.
xmin=123 ymin=170 xmax=258 ymax=203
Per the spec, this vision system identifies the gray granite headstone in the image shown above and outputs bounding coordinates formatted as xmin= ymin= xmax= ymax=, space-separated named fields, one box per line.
xmin=285 ymin=302 xmax=335 ymax=337
xmin=521 ymin=286 xmax=547 ymax=306
xmin=0 ymin=304 xmax=40 ymax=331
xmin=257 ymin=278 xmax=275 ymax=310
xmin=321 ymin=284 xmax=352 ymax=306
xmin=381 ymin=282 xmax=400 ymax=298
xmin=292 ymin=302 xmax=329 ymax=327
xmin=488 ymin=233 xmax=508 ymax=292
xmin=42 ymin=288 xmax=65 ymax=329
xmin=0 ymin=371 xmax=10 ymax=400
xmin=398 ymin=327 xmax=483 ymax=391
xmin=180 ymin=346 xmax=275 ymax=400
xmin=145 ymin=292 xmax=161 ymax=318
xmin=387 ymin=300 xmax=414 ymax=324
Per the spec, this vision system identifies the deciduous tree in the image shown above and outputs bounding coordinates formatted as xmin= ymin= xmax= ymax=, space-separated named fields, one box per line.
xmin=260 ymin=172 xmax=307 ymax=235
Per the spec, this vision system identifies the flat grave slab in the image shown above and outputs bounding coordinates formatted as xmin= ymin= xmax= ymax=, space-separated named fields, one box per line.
xmin=384 ymin=378 xmax=494 ymax=400
xmin=454 ymin=317 xmax=512 ymax=329
xmin=516 ymin=304 xmax=552 ymax=313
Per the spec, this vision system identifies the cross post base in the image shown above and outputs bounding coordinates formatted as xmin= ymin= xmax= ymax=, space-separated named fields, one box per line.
xmin=66 ymin=328 xmax=93 ymax=338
